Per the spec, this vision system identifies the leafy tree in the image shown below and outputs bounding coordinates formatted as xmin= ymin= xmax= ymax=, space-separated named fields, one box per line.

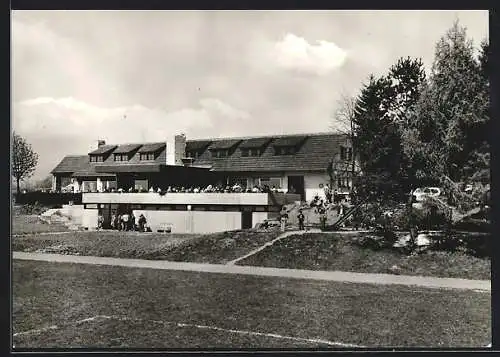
xmin=12 ymin=132 xmax=38 ymax=195
xmin=405 ymin=21 xmax=488 ymax=184
xmin=351 ymin=57 xmax=426 ymax=201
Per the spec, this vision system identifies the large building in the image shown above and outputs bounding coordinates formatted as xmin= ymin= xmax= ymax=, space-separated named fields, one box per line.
xmin=51 ymin=132 xmax=358 ymax=233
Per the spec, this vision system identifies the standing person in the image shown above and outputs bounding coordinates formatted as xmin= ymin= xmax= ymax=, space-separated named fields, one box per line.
xmin=138 ymin=214 xmax=147 ymax=232
xmin=110 ymin=213 xmax=116 ymax=230
xmin=117 ymin=214 xmax=123 ymax=231
xmin=121 ymin=212 xmax=129 ymax=231
xmin=297 ymin=209 xmax=305 ymax=231
xmin=280 ymin=206 xmax=289 ymax=232
xmin=317 ymin=204 xmax=327 ymax=230
xmin=97 ymin=213 xmax=104 ymax=230
xmin=129 ymin=212 xmax=136 ymax=231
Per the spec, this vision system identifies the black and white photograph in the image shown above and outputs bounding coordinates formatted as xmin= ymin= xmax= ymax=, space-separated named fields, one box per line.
xmin=11 ymin=9 xmax=491 ymax=350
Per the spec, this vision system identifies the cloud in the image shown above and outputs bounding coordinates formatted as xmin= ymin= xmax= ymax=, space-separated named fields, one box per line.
xmin=12 ymin=97 xmax=251 ymax=179
xmin=272 ymin=33 xmax=347 ymax=75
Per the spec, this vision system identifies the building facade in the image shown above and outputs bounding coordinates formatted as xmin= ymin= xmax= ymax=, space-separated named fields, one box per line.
xmin=51 ymin=132 xmax=358 ymax=232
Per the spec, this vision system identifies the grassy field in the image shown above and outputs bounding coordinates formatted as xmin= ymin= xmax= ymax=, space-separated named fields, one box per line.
xmin=12 ymin=229 xmax=282 ymax=264
xmin=236 ymin=233 xmax=491 ymax=281
xmin=13 ymin=260 xmax=490 ymax=348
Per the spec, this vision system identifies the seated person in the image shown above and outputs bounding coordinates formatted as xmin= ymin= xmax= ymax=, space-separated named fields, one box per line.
xmin=252 ymin=186 xmax=260 ymax=193
xmin=148 ymin=186 xmax=154 ymax=192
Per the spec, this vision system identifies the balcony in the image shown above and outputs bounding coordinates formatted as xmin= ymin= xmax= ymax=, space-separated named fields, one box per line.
xmin=82 ymin=192 xmax=301 ymax=206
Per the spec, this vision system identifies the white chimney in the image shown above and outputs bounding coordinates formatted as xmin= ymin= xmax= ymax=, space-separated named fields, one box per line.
xmin=175 ymin=133 xmax=187 ymax=166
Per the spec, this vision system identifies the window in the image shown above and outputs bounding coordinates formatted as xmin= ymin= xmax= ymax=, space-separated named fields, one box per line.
xmin=140 ymin=153 xmax=155 ymax=161
xmin=212 ymin=150 xmax=228 ymax=158
xmin=114 ymin=154 xmax=129 ymax=161
xmin=274 ymin=146 xmax=295 ymax=155
xmin=241 ymin=149 xmax=249 ymax=157
xmin=89 ymin=155 xmax=104 ymax=162
xmin=187 ymin=151 xmax=199 ymax=159
xmin=250 ymin=148 xmax=260 ymax=156
xmin=259 ymin=177 xmax=282 ymax=189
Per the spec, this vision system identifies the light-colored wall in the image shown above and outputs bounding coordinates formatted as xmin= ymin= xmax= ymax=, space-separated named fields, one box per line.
xmin=252 ymin=212 xmax=269 ymax=227
xmin=60 ymin=204 xmax=85 ymax=225
xmin=82 ymin=208 xmax=98 ymax=230
xmin=131 ymin=210 xmax=242 ymax=234
xmin=83 ymin=192 xmax=271 ymax=205
xmin=303 ymin=173 xmax=330 ymax=202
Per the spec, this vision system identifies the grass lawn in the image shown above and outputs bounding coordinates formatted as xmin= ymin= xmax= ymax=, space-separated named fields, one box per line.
xmin=12 ymin=215 xmax=70 ymax=235
xmin=236 ymin=233 xmax=491 ymax=281
xmin=12 ymin=229 xmax=282 ymax=264
xmin=13 ymin=260 xmax=490 ymax=348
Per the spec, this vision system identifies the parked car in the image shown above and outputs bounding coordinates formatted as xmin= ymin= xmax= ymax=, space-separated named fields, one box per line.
xmin=412 ymin=187 xmax=442 ymax=202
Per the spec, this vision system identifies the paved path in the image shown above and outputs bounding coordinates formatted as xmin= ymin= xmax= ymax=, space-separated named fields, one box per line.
xmin=13 ymin=251 xmax=490 ymax=292
xmin=227 ymin=229 xmax=321 ymax=265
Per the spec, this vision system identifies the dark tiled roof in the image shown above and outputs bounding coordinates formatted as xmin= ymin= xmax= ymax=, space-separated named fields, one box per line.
xmin=51 ymin=155 xmax=90 ymax=174
xmin=192 ymin=133 xmax=349 ymax=172
xmin=88 ymin=145 xmax=117 ymax=155
xmin=138 ymin=142 xmax=166 ymax=153
xmin=209 ymin=139 xmax=242 ymax=150
xmin=272 ymin=135 xmax=308 ymax=147
xmin=113 ymin=144 xmax=142 ymax=154
xmin=186 ymin=140 xmax=212 ymax=151
xmin=239 ymin=137 xmax=272 ymax=149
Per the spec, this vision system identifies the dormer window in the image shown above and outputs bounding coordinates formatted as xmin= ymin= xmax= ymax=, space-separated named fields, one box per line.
xmin=274 ymin=146 xmax=296 ymax=155
xmin=140 ymin=153 xmax=156 ymax=161
xmin=114 ymin=153 xmax=129 ymax=162
xmin=186 ymin=151 xmax=200 ymax=159
xmin=241 ymin=148 xmax=261 ymax=157
xmin=89 ymin=155 xmax=104 ymax=162
xmin=212 ymin=149 xmax=228 ymax=158
xmin=340 ymin=146 xmax=353 ymax=161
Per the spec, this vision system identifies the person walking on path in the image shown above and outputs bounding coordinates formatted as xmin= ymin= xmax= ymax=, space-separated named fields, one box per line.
xmin=280 ymin=206 xmax=289 ymax=232
xmin=297 ymin=209 xmax=305 ymax=231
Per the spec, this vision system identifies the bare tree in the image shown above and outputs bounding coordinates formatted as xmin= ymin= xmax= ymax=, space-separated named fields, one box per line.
xmin=331 ymin=92 xmax=358 ymax=187
xmin=12 ymin=132 xmax=39 ymax=195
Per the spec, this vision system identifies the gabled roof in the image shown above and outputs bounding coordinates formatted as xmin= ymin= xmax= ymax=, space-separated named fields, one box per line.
xmin=138 ymin=142 xmax=166 ymax=153
xmin=113 ymin=144 xmax=142 ymax=154
xmin=186 ymin=140 xmax=212 ymax=151
xmin=88 ymin=145 xmax=117 ymax=155
xmin=209 ymin=139 xmax=242 ymax=150
xmin=272 ymin=135 xmax=308 ymax=147
xmin=192 ymin=133 xmax=349 ymax=172
xmin=51 ymin=155 xmax=90 ymax=174
xmin=239 ymin=137 xmax=272 ymax=149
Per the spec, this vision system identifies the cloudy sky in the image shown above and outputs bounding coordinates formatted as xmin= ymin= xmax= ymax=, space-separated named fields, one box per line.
xmin=11 ymin=10 xmax=488 ymax=181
